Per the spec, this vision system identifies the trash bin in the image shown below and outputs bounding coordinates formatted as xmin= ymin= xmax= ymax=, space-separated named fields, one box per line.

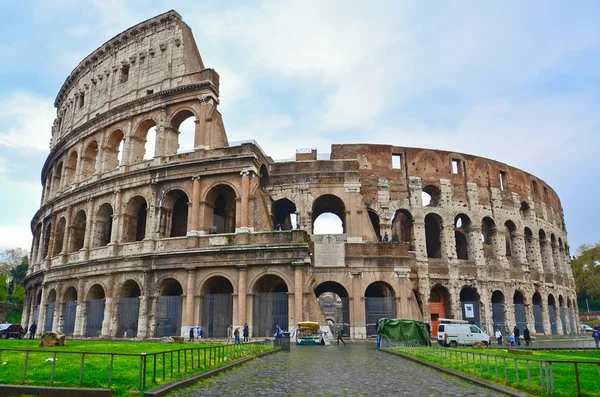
xmin=281 ymin=332 xmax=291 ymax=352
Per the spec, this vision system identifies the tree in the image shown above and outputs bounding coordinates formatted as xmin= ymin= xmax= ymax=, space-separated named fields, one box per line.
xmin=0 ymin=275 xmax=8 ymax=301
xmin=0 ymin=248 xmax=28 ymax=276
xmin=571 ymin=242 xmax=600 ymax=300
xmin=12 ymin=285 xmax=25 ymax=304
xmin=0 ymin=248 xmax=29 ymax=302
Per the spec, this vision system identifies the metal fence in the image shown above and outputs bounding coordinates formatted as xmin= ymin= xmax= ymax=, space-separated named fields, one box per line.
xmin=117 ymin=297 xmax=140 ymax=338
xmin=0 ymin=342 xmax=272 ymax=392
xmin=391 ymin=344 xmax=600 ymax=397
xmin=202 ymin=294 xmax=233 ymax=338
xmin=44 ymin=303 xmax=55 ymax=333
xmin=156 ymin=296 xmax=182 ymax=337
xmin=63 ymin=301 xmax=77 ymax=335
xmin=253 ymin=292 xmax=288 ymax=337
xmin=85 ymin=299 xmax=105 ymax=337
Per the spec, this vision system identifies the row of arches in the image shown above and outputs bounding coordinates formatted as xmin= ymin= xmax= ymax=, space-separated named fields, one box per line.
xmin=42 ymin=111 xmax=197 ymax=204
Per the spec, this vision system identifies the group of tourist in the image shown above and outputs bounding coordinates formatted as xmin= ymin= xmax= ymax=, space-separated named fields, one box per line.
xmin=227 ymin=323 xmax=249 ymax=344
xmin=495 ymin=325 xmax=531 ymax=346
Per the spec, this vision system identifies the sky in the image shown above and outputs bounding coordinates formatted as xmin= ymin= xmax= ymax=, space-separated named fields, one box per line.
xmin=0 ymin=0 xmax=599 ymax=254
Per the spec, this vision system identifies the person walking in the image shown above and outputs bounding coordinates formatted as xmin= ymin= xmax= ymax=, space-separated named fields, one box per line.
xmin=29 ymin=322 xmax=37 ymax=340
xmin=336 ymin=326 xmax=346 ymax=346
xmin=197 ymin=326 xmax=203 ymax=341
xmin=495 ymin=328 xmax=503 ymax=345
xmin=243 ymin=323 xmax=249 ymax=342
xmin=523 ymin=325 xmax=531 ymax=346
xmin=593 ymin=326 xmax=600 ymax=350
xmin=226 ymin=324 xmax=233 ymax=344
xmin=513 ymin=325 xmax=520 ymax=347
xmin=189 ymin=326 xmax=195 ymax=342
xmin=234 ymin=327 xmax=241 ymax=344
xmin=274 ymin=325 xmax=283 ymax=345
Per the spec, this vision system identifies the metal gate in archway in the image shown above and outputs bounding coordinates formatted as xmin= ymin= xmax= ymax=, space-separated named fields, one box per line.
xmin=320 ymin=297 xmax=350 ymax=336
xmin=253 ymin=292 xmax=288 ymax=337
xmin=156 ymin=296 xmax=182 ymax=337
xmin=63 ymin=301 xmax=77 ymax=335
xmin=548 ymin=304 xmax=558 ymax=335
xmin=514 ymin=304 xmax=527 ymax=332
xmin=85 ymin=299 xmax=105 ymax=337
xmin=44 ymin=303 xmax=55 ymax=333
xmin=492 ymin=303 xmax=506 ymax=333
xmin=533 ymin=304 xmax=544 ymax=333
xmin=461 ymin=301 xmax=480 ymax=328
xmin=117 ymin=297 xmax=140 ymax=338
xmin=365 ymin=297 xmax=395 ymax=336
xmin=202 ymin=294 xmax=233 ymax=338
xmin=560 ymin=307 xmax=567 ymax=335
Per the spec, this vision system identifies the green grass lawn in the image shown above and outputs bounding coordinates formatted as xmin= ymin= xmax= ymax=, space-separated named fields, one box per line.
xmin=390 ymin=346 xmax=600 ymax=397
xmin=0 ymin=339 xmax=276 ymax=396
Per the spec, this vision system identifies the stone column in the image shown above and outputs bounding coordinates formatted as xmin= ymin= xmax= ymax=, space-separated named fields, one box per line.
xmin=351 ymin=271 xmax=365 ymax=338
xmin=37 ymin=285 xmax=48 ymax=337
xmin=293 ymin=262 xmax=304 ymax=324
xmin=53 ymin=283 xmax=63 ymax=333
xmin=73 ymin=278 xmax=86 ymax=337
xmin=101 ymin=275 xmax=115 ymax=337
xmin=110 ymin=189 xmax=121 ymax=246
xmin=61 ymin=207 xmax=72 ymax=262
xmin=395 ymin=267 xmax=412 ymax=319
xmin=239 ymin=170 xmax=251 ymax=232
xmin=137 ymin=296 xmax=149 ymax=338
xmin=185 ymin=269 xmax=196 ymax=332
xmin=82 ymin=199 xmax=94 ymax=259
xmin=237 ymin=264 xmax=248 ymax=326
xmin=190 ymin=176 xmax=201 ymax=234
xmin=21 ymin=289 xmax=31 ymax=328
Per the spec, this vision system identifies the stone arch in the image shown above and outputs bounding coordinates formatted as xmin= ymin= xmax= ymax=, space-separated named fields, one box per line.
xmin=116 ymin=279 xmax=142 ymax=338
xmin=204 ymin=184 xmax=237 ymax=234
xmin=392 ymin=209 xmax=413 ymax=247
xmin=272 ymin=198 xmax=297 ymax=231
xmin=460 ymin=286 xmax=481 ymax=327
xmin=491 ymin=290 xmax=506 ymax=333
xmin=44 ymin=289 xmax=57 ymax=333
xmin=62 ymin=286 xmax=78 ymax=336
xmin=65 ymin=150 xmax=78 ymax=186
xmin=69 ymin=209 xmax=86 ymax=252
xmin=367 ymin=209 xmax=381 ymax=241
xmin=81 ymin=140 xmax=99 ymax=179
xmin=504 ymin=220 xmax=517 ymax=257
xmin=200 ymin=275 xmax=234 ymax=338
xmin=364 ymin=281 xmax=396 ymax=336
xmin=519 ymin=201 xmax=531 ymax=219
xmin=122 ymin=195 xmax=147 ymax=242
xmin=170 ymin=108 xmax=198 ymax=154
xmin=41 ymin=221 xmax=52 ymax=259
xmin=481 ymin=216 xmax=497 ymax=259
xmin=558 ymin=294 xmax=567 ymax=335
xmin=92 ymin=203 xmax=113 ymax=247
xmin=54 ymin=161 xmax=63 ymax=194
xmin=548 ymin=293 xmax=558 ymax=335
xmin=422 ymin=185 xmax=441 ymax=207
xmin=52 ymin=218 xmax=65 ymax=257
xmin=454 ymin=214 xmax=472 ymax=260
xmin=84 ymin=283 xmax=106 ymax=337
xmin=429 ymin=284 xmax=450 ymax=336
xmin=104 ymin=129 xmax=125 ymax=170
xmin=314 ymin=281 xmax=350 ymax=336
xmin=532 ymin=291 xmax=544 ymax=334
xmin=253 ymin=274 xmax=289 ymax=337
xmin=425 ymin=213 xmax=444 ymax=258
xmin=131 ymin=119 xmax=158 ymax=164
xmin=159 ymin=189 xmax=189 ymax=238
xmin=312 ymin=194 xmax=346 ymax=234
xmin=259 ymin=164 xmax=269 ymax=188
xmin=156 ymin=277 xmax=183 ymax=337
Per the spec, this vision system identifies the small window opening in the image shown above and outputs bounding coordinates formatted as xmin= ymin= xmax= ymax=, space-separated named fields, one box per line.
xmin=499 ymin=171 xmax=506 ymax=191
xmin=531 ymin=180 xmax=538 ymax=195
xmin=452 ymin=159 xmax=460 ymax=175
xmin=392 ymin=154 xmax=402 ymax=169
xmin=543 ymin=186 xmax=548 ymax=200
xmin=79 ymin=93 xmax=85 ymax=109
xmin=146 ymin=89 xmax=154 ymax=95
xmin=120 ymin=65 xmax=130 ymax=83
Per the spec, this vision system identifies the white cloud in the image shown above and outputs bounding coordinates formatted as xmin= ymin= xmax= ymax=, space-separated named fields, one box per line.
xmin=0 ymin=92 xmax=55 ymax=151
xmin=0 ymin=225 xmax=32 ymax=251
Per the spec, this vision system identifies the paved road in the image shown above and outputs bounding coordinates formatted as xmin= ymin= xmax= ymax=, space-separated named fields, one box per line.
xmin=168 ymin=343 xmax=508 ymax=397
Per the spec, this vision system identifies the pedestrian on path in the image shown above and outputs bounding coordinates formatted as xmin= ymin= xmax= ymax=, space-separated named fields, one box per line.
xmin=29 ymin=322 xmax=37 ymax=340
xmin=593 ymin=326 xmax=600 ymax=350
xmin=495 ymin=328 xmax=503 ymax=345
xmin=189 ymin=326 xmax=195 ymax=342
xmin=524 ymin=326 xmax=531 ymax=346
xmin=513 ymin=325 xmax=520 ymax=346
xmin=336 ymin=326 xmax=346 ymax=346
xmin=197 ymin=326 xmax=203 ymax=341
xmin=275 ymin=325 xmax=282 ymax=345
xmin=243 ymin=323 xmax=249 ymax=342
xmin=234 ymin=327 xmax=241 ymax=344
xmin=227 ymin=324 xmax=233 ymax=344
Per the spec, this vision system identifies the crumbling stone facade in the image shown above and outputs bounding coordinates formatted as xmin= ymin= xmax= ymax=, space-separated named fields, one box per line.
xmin=23 ymin=10 xmax=578 ymax=340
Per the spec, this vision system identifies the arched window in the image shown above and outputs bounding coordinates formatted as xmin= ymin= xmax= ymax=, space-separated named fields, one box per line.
xmin=104 ymin=130 xmax=125 ymax=170
xmin=425 ymin=213 xmax=443 ymax=258
xmin=422 ymin=185 xmax=441 ymax=207
xmin=481 ymin=217 xmax=496 ymax=259
xmin=391 ymin=209 xmax=413 ymax=247
xmin=81 ymin=140 xmax=99 ymax=178
xmin=272 ymin=198 xmax=297 ymax=231
xmin=454 ymin=214 xmax=471 ymax=260
xmin=312 ymin=194 xmax=346 ymax=234
xmin=123 ymin=196 xmax=147 ymax=242
xmin=93 ymin=203 xmax=113 ymax=247
xmin=69 ymin=210 xmax=86 ymax=252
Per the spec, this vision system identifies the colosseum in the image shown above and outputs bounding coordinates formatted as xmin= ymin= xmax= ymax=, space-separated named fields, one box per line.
xmin=23 ymin=10 xmax=578 ymax=340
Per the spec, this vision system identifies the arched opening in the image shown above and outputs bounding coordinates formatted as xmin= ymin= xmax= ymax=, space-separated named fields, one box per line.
xmin=63 ymin=287 xmax=78 ymax=336
xmin=173 ymin=112 xmax=196 ymax=154
xmin=425 ymin=213 xmax=443 ymax=259
xmin=533 ymin=292 xmax=544 ymax=334
xmin=422 ymin=185 xmax=441 ymax=207
xmin=132 ymin=120 xmax=157 ymax=163
xmin=253 ymin=275 xmax=289 ymax=337
xmin=85 ymin=284 xmax=105 ymax=337
xmin=454 ymin=214 xmax=471 ymax=260
xmin=429 ymin=285 xmax=450 ymax=336
xmin=551 ymin=234 xmax=560 ymax=272
xmin=519 ymin=201 xmax=531 ymax=219
xmin=158 ymin=190 xmax=189 ymax=238
xmin=513 ymin=291 xmax=527 ymax=334
xmin=54 ymin=162 xmax=63 ymax=194
xmin=206 ymin=185 xmax=237 ymax=234
xmin=69 ymin=210 xmax=86 ymax=252
xmin=491 ymin=291 xmax=506 ymax=334
xmin=558 ymin=295 xmax=567 ymax=335
xmin=43 ymin=222 xmax=53 ymax=258
xmin=504 ymin=221 xmax=517 ymax=258
xmin=460 ymin=287 xmax=480 ymax=328
xmin=105 ymin=130 xmax=125 ymax=170
xmin=314 ymin=282 xmax=350 ymax=336
xmin=93 ymin=203 xmax=113 ymax=247
xmin=524 ymin=228 xmax=536 ymax=268
xmin=52 ymin=219 xmax=65 ymax=257
xmin=201 ymin=276 xmax=234 ymax=338
xmin=481 ymin=217 xmax=497 ymax=259
xmin=558 ymin=238 xmax=566 ymax=269
xmin=117 ymin=280 xmax=141 ymax=338
xmin=312 ymin=194 xmax=346 ymax=234
xmin=365 ymin=282 xmax=396 ymax=336
xmin=259 ymin=164 xmax=269 ymax=188
xmin=272 ymin=198 xmax=297 ymax=231
xmin=65 ymin=150 xmax=78 ymax=186
xmin=81 ymin=140 xmax=99 ymax=179
xmin=539 ymin=230 xmax=552 ymax=273
xmin=123 ymin=196 xmax=147 ymax=242
xmin=156 ymin=278 xmax=183 ymax=337
xmin=44 ymin=289 xmax=57 ymax=333
xmin=548 ymin=294 xmax=558 ymax=335
xmin=44 ymin=171 xmax=53 ymax=201
xmin=367 ymin=209 xmax=381 ymax=241
xmin=392 ymin=209 xmax=413 ymax=247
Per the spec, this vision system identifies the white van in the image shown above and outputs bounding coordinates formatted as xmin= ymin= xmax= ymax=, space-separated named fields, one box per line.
xmin=437 ymin=319 xmax=490 ymax=347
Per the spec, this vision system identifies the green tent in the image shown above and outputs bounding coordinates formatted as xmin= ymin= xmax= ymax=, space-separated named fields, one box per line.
xmin=377 ymin=318 xmax=430 ymax=345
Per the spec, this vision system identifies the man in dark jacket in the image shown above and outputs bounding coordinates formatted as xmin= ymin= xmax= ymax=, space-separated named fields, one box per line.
xmin=29 ymin=322 xmax=37 ymax=339
xmin=243 ymin=323 xmax=249 ymax=342
xmin=513 ymin=325 xmax=520 ymax=346
xmin=523 ymin=325 xmax=531 ymax=346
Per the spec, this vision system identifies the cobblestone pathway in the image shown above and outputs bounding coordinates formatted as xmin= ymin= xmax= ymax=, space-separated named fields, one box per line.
xmin=168 ymin=343 xmax=508 ymax=397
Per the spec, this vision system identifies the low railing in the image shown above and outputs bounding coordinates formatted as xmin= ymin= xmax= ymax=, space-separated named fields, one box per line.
xmin=387 ymin=344 xmax=600 ymax=397
xmin=0 ymin=342 xmax=272 ymax=393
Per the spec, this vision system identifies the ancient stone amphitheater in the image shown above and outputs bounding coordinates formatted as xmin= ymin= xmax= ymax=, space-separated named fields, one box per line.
xmin=23 ymin=10 xmax=578 ymax=340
